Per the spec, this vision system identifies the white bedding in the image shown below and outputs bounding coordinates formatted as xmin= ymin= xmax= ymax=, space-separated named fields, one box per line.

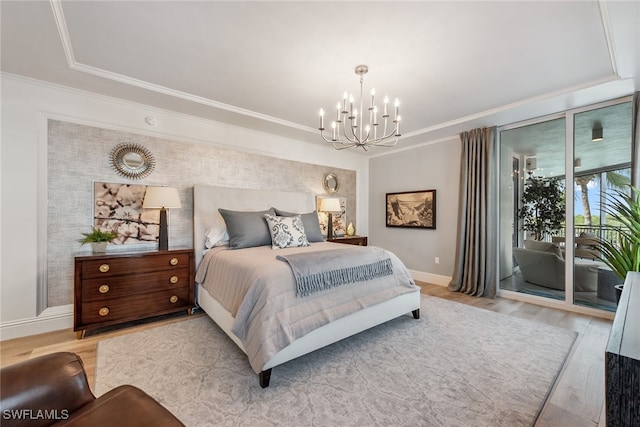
xmin=195 ymin=242 xmax=418 ymax=373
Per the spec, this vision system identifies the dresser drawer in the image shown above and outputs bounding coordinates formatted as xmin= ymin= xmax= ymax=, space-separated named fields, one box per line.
xmin=80 ymin=287 xmax=190 ymax=325
xmin=81 ymin=253 xmax=190 ymax=279
xmin=81 ymin=269 xmax=190 ymax=302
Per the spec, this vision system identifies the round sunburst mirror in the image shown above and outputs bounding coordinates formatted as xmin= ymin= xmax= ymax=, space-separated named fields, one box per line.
xmin=111 ymin=143 xmax=155 ymax=180
xmin=323 ymin=173 xmax=339 ymax=193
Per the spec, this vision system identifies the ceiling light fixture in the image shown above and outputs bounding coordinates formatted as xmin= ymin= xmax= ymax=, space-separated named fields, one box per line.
xmin=318 ymin=65 xmax=401 ymax=151
xmin=592 ymin=126 xmax=603 ymax=142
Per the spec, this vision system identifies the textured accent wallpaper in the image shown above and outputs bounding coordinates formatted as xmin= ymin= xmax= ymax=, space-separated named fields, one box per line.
xmin=47 ymin=120 xmax=356 ymax=307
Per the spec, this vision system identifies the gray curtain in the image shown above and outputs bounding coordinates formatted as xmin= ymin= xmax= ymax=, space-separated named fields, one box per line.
xmin=448 ymin=126 xmax=497 ymax=297
xmin=632 ymin=91 xmax=639 ymax=188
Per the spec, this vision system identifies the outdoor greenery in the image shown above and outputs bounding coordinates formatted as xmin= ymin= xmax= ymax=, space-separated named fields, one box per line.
xmin=78 ymin=227 xmax=117 ymax=245
xmin=597 ymin=186 xmax=640 ymax=281
xmin=575 ymin=169 xmax=630 ymax=226
xmin=518 ymin=177 xmax=565 ymax=241
xmin=574 ymin=215 xmax=600 ymax=225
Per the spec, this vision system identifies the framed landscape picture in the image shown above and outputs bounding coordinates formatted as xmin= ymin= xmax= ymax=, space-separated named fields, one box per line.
xmin=386 ymin=190 xmax=436 ymax=229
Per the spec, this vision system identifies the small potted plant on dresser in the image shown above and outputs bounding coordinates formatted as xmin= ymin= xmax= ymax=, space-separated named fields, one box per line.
xmin=78 ymin=227 xmax=117 ymax=253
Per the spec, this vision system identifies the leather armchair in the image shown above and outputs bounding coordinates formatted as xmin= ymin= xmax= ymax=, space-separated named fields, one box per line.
xmin=1 ymin=352 xmax=184 ymax=427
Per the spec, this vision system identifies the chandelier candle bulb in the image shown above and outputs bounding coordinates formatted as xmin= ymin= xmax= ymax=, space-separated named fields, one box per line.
xmin=383 ymin=96 xmax=389 ymax=117
xmin=332 ymin=122 xmax=337 ymax=140
xmin=370 ymin=88 xmax=375 ymax=109
xmin=319 ymin=108 xmax=324 ymax=130
xmin=336 ymin=103 xmax=341 ymax=122
xmin=342 ymin=92 xmax=348 ymax=113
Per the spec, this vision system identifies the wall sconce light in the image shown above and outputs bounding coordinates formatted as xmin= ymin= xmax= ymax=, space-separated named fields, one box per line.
xmin=143 ymin=186 xmax=182 ymax=250
xmin=319 ymin=198 xmax=341 ymax=240
xmin=592 ymin=126 xmax=603 ymax=142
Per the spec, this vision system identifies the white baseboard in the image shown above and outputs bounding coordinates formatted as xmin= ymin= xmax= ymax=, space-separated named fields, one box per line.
xmin=410 ymin=270 xmax=451 ymax=287
xmin=0 ymin=305 xmax=73 ymax=341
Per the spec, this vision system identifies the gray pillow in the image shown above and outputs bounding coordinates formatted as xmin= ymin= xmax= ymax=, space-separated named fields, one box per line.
xmin=218 ymin=208 xmax=275 ymax=249
xmin=274 ymin=209 xmax=324 ymax=242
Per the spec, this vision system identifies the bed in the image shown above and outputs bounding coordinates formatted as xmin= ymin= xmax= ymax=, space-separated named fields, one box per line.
xmin=193 ymin=184 xmax=421 ymax=387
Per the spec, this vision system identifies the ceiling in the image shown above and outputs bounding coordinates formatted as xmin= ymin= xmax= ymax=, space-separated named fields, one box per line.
xmin=2 ymin=1 xmax=639 ymax=155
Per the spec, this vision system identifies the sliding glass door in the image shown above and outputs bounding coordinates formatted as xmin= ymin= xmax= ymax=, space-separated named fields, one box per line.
xmin=499 ymin=118 xmax=566 ymax=300
xmin=498 ymin=97 xmax=633 ymax=313
xmin=572 ymin=102 xmax=632 ymax=311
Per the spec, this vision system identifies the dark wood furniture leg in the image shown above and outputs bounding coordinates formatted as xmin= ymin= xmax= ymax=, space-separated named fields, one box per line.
xmin=259 ymin=369 xmax=272 ymax=388
xmin=412 ymin=309 xmax=420 ymax=319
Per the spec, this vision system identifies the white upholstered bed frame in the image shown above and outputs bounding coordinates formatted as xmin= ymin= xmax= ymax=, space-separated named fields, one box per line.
xmin=193 ymin=184 xmax=421 ymax=387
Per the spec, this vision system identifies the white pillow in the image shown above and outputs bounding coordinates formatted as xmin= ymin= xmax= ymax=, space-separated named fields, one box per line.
xmin=264 ymin=214 xmax=309 ymax=249
xmin=205 ymin=226 xmax=229 ymax=248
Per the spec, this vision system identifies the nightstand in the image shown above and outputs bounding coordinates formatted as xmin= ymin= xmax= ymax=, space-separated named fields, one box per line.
xmin=74 ymin=248 xmax=195 ymax=338
xmin=327 ymin=235 xmax=368 ymax=246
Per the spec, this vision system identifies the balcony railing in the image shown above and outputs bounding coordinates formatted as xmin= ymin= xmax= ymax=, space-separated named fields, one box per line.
xmin=554 ymin=224 xmax=629 ymax=244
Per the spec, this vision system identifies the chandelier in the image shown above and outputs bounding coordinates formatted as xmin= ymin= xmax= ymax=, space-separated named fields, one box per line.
xmin=318 ymin=65 xmax=401 ymax=150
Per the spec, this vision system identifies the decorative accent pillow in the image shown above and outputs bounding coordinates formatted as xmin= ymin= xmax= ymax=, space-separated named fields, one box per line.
xmin=204 ymin=226 xmax=229 ymax=248
xmin=218 ymin=208 xmax=275 ymax=249
xmin=274 ymin=209 xmax=324 ymax=242
xmin=264 ymin=214 xmax=309 ymax=249
xmin=577 ymin=231 xmax=598 ymax=249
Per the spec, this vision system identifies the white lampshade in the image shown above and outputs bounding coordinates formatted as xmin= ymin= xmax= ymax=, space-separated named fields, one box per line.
xmin=320 ymin=198 xmax=341 ymax=212
xmin=143 ymin=186 xmax=182 ymax=209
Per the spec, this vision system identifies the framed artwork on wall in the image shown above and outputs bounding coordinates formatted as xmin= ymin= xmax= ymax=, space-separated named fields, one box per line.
xmin=93 ymin=182 xmax=160 ymax=246
xmin=386 ymin=189 xmax=436 ymax=229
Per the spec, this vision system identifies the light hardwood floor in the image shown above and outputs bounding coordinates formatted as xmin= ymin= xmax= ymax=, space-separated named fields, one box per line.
xmin=0 ymin=282 xmax=612 ymax=426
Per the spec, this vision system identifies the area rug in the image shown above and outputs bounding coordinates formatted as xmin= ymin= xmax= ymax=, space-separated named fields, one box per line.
xmin=95 ymin=296 xmax=576 ymax=427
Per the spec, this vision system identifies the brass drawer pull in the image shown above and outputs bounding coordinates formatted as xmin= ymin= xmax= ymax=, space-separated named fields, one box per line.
xmin=169 ymin=295 xmax=178 ymax=303
xmin=99 ymin=307 xmax=110 ymax=316
xmin=99 ymin=285 xmax=110 ymax=294
xmin=170 ymin=275 xmax=179 ymax=284
xmin=170 ymin=257 xmax=179 ymax=266
xmin=99 ymin=264 xmax=110 ymax=273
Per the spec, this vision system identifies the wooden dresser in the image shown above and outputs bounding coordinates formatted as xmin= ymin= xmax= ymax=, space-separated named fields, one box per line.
xmin=327 ymin=235 xmax=368 ymax=246
xmin=74 ymin=248 xmax=194 ymax=338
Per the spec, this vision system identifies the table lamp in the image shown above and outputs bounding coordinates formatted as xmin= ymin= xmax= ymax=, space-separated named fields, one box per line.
xmin=143 ymin=186 xmax=182 ymax=250
xmin=320 ymin=197 xmax=341 ymax=240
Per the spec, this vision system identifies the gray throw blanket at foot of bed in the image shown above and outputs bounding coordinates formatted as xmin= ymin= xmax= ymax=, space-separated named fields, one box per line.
xmin=277 ymin=247 xmax=393 ymax=297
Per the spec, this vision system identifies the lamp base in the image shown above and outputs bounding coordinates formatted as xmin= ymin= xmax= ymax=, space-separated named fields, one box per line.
xmin=158 ymin=208 xmax=168 ymax=251
xmin=327 ymin=213 xmax=334 ymax=240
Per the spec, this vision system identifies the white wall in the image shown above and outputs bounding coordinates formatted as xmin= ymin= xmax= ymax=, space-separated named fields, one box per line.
xmin=368 ymin=138 xmax=461 ymax=286
xmin=0 ymin=73 xmax=369 ymax=339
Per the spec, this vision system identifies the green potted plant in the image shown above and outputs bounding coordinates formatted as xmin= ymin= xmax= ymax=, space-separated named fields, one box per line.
xmin=597 ymin=186 xmax=640 ymax=300
xmin=78 ymin=227 xmax=117 ymax=253
xmin=518 ymin=176 xmax=565 ymax=241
